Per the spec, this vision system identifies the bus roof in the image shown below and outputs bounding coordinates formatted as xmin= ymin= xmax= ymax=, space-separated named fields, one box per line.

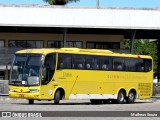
xmin=16 ymin=48 xmax=152 ymax=59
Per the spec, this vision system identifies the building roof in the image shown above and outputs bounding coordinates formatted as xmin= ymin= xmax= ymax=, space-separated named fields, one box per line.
xmin=0 ymin=4 xmax=160 ymax=30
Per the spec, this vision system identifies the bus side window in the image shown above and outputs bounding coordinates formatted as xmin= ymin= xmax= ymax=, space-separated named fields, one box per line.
xmin=136 ymin=59 xmax=144 ymax=72
xmin=113 ymin=57 xmax=124 ymax=71
xmin=72 ymin=55 xmax=85 ymax=69
xmin=113 ymin=62 xmax=123 ymax=70
xmin=57 ymin=54 xmax=71 ymax=69
xmin=78 ymin=64 xmax=83 ymax=69
xmin=99 ymin=56 xmax=111 ymax=70
xmin=86 ymin=64 xmax=90 ymax=69
xmin=124 ymin=58 xmax=136 ymax=72
xmin=102 ymin=64 xmax=107 ymax=70
xmin=86 ymin=56 xmax=99 ymax=70
xmin=144 ymin=59 xmax=152 ymax=72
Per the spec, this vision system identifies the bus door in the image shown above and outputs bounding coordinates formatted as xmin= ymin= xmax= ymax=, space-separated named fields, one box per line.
xmin=40 ymin=53 xmax=56 ymax=100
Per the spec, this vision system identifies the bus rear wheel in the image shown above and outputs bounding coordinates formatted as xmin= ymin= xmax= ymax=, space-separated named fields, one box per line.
xmin=90 ymin=99 xmax=102 ymax=104
xmin=117 ymin=90 xmax=126 ymax=104
xmin=126 ymin=91 xmax=136 ymax=104
xmin=29 ymin=99 xmax=34 ymax=104
xmin=54 ymin=90 xmax=61 ymax=104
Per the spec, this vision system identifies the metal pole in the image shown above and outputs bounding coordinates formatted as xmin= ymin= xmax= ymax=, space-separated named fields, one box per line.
xmin=96 ymin=0 xmax=99 ymax=8
xmin=130 ymin=30 xmax=136 ymax=54
xmin=157 ymin=39 xmax=160 ymax=83
xmin=63 ymin=28 xmax=67 ymax=47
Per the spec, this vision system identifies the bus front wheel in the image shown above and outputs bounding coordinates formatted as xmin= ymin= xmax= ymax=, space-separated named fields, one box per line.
xmin=54 ymin=90 xmax=61 ymax=104
xmin=117 ymin=90 xmax=126 ymax=104
xmin=29 ymin=99 xmax=34 ymax=104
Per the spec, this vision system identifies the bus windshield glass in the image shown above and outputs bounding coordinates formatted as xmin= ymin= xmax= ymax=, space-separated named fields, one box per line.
xmin=9 ymin=54 xmax=43 ymax=86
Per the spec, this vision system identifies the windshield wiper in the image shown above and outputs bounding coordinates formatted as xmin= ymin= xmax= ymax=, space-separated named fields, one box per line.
xmin=11 ymin=80 xmax=21 ymax=86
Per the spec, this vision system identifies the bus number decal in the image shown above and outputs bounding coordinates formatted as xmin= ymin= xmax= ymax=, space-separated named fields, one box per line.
xmin=63 ymin=72 xmax=73 ymax=78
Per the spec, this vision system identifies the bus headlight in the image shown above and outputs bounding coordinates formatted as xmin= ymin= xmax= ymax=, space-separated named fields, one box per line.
xmin=9 ymin=89 xmax=16 ymax=92
xmin=29 ymin=89 xmax=39 ymax=93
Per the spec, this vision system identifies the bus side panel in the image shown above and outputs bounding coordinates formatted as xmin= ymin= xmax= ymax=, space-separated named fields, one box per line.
xmin=114 ymin=71 xmax=153 ymax=100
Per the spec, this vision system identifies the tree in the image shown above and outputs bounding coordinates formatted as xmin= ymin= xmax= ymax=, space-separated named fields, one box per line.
xmin=124 ymin=39 xmax=158 ymax=72
xmin=43 ymin=0 xmax=79 ymax=5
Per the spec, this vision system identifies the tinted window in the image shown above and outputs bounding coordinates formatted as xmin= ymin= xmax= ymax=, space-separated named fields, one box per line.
xmin=48 ymin=41 xmax=82 ymax=48
xmin=86 ymin=56 xmax=99 ymax=70
xmin=113 ymin=57 xmax=124 ymax=71
xmin=144 ymin=59 xmax=152 ymax=72
xmin=124 ymin=58 xmax=137 ymax=72
xmin=9 ymin=40 xmax=44 ymax=48
xmin=99 ymin=56 xmax=112 ymax=70
xmin=57 ymin=53 xmax=152 ymax=72
xmin=86 ymin=42 xmax=120 ymax=49
xmin=72 ymin=55 xmax=85 ymax=69
xmin=0 ymin=40 xmax=4 ymax=48
xmin=136 ymin=59 xmax=144 ymax=72
xmin=57 ymin=54 xmax=71 ymax=69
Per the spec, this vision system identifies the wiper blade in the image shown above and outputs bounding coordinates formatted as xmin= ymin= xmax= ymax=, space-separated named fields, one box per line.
xmin=11 ymin=80 xmax=21 ymax=86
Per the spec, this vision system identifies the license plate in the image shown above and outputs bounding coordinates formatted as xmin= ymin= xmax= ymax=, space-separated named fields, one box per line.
xmin=19 ymin=94 xmax=24 ymax=98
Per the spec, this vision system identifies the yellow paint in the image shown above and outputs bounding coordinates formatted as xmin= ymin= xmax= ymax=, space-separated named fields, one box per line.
xmin=9 ymin=48 xmax=153 ymax=101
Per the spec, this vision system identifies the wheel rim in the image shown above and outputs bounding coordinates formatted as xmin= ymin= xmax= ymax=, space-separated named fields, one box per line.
xmin=119 ymin=93 xmax=124 ymax=102
xmin=129 ymin=92 xmax=134 ymax=101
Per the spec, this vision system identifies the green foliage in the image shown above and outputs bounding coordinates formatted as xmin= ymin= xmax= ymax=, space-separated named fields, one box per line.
xmin=124 ymin=39 xmax=158 ymax=72
xmin=43 ymin=0 xmax=79 ymax=5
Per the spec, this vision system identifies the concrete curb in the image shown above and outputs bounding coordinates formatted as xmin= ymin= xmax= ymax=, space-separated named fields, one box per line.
xmin=0 ymin=96 xmax=27 ymax=101
xmin=0 ymin=94 xmax=8 ymax=96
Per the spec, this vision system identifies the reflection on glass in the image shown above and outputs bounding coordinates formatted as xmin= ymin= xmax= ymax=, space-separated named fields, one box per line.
xmin=10 ymin=54 xmax=43 ymax=86
xmin=87 ymin=42 xmax=120 ymax=49
xmin=9 ymin=40 xmax=44 ymax=48
xmin=0 ymin=40 xmax=4 ymax=47
xmin=48 ymin=41 xmax=82 ymax=48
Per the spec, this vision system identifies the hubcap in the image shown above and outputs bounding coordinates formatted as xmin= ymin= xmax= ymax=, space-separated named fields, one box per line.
xmin=119 ymin=93 xmax=124 ymax=102
xmin=129 ymin=93 xmax=134 ymax=100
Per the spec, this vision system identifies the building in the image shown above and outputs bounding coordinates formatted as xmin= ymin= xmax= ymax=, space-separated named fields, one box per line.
xmin=0 ymin=4 xmax=160 ymax=80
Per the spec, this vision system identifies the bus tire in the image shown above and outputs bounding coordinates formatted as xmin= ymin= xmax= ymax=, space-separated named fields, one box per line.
xmin=54 ymin=90 xmax=61 ymax=104
xmin=117 ymin=90 xmax=126 ymax=104
xmin=126 ymin=91 xmax=136 ymax=104
xmin=90 ymin=99 xmax=102 ymax=104
xmin=29 ymin=99 xmax=34 ymax=104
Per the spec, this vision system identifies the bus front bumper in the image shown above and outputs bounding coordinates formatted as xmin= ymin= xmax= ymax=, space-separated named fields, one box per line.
xmin=9 ymin=92 xmax=41 ymax=100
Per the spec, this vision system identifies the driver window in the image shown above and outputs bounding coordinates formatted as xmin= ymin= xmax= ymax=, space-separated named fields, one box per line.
xmin=42 ymin=53 xmax=56 ymax=85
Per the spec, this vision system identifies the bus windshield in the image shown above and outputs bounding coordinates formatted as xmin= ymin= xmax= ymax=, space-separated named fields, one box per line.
xmin=9 ymin=54 xmax=43 ymax=86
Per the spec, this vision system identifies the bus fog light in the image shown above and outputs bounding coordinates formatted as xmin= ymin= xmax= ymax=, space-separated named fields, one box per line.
xmin=9 ymin=89 xmax=16 ymax=92
xmin=29 ymin=89 xmax=39 ymax=93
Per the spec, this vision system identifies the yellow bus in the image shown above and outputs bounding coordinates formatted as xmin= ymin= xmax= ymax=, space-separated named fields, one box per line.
xmin=9 ymin=48 xmax=153 ymax=104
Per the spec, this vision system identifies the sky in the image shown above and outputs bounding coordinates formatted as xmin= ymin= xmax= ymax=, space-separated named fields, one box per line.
xmin=0 ymin=0 xmax=160 ymax=8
